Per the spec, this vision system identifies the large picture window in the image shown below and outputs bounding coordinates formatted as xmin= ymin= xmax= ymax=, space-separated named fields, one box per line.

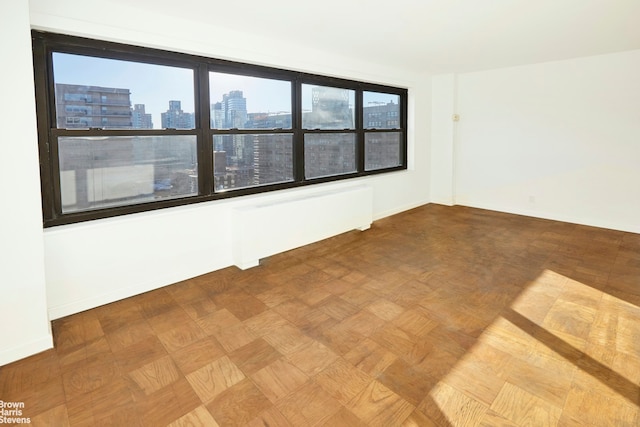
xmin=32 ymin=32 xmax=407 ymax=226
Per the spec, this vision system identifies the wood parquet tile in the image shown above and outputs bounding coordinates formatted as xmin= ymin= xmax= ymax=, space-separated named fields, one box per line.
xmin=251 ymin=359 xmax=308 ymax=403
xmin=2 ymin=204 xmax=640 ymax=425
xmin=185 ymin=356 xmax=245 ymax=403
xmin=168 ymin=405 xmax=220 ymax=427
xmin=206 ymin=378 xmax=272 ymax=426
xmin=275 ymin=381 xmax=342 ymax=426
xmin=228 ymin=338 xmax=282 ymax=376
xmin=314 ymin=357 xmax=373 ymax=405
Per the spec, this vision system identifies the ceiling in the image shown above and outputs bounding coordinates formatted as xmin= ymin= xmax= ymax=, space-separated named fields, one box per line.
xmin=115 ymin=0 xmax=640 ymax=74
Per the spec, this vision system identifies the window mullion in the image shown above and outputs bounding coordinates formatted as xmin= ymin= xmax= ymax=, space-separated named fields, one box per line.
xmin=32 ymin=37 xmax=57 ymax=222
xmin=356 ymin=89 xmax=365 ymax=173
xmin=197 ymin=63 xmax=213 ymax=197
xmin=293 ymin=79 xmax=305 ymax=183
xmin=48 ymin=133 xmax=63 ymax=220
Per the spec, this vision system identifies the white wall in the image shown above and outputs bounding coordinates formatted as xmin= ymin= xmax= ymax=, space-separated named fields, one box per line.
xmin=449 ymin=51 xmax=640 ymax=233
xmin=430 ymin=74 xmax=457 ymax=205
xmin=0 ymin=1 xmax=53 ymax=365
xmin=28 ymin=0 xmax=432 ymax=322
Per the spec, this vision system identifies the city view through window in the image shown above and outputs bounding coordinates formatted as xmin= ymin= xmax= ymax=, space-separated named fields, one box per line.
xmin=37 ymin=36 xmax=406 ymax=225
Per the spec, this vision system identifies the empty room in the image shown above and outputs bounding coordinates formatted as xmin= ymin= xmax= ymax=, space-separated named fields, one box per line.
xmin=1 ymin=0 xmax=639 ymax=425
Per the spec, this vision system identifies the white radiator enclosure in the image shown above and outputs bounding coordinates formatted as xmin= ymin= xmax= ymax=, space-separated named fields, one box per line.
xmin=232 ymin=185 xmax=373 ymax=269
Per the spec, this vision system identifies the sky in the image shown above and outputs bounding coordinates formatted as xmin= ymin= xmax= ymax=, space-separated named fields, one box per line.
xmin=53 ymin=53 xmax=195 ymax=129
xmin=210 ymin=72 xmax=291 ymax=114
xmin=53 ymin=53 xmax=398 ymax=129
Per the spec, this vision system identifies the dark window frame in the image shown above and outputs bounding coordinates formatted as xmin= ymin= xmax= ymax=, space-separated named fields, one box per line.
xmin=32 ymin=31 xmax=408 ymax=227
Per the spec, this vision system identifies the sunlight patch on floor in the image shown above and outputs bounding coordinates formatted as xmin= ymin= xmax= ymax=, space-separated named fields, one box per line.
xmin=428 ymin=269 xmax=640 ymax=426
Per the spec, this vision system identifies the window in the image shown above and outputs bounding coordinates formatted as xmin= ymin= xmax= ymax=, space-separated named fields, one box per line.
xmin=304 ymin=134 xmax=356 ymax=179
xmin=365 ymin=132 xmax=401 ymax=171
xmin=363 ymin=91 xmax=402 ymax=171
xmin=45 ymin=50 xmax=197 ymax=215
xmin=32 ymin=31 xmax=407 ymax=226
xmin=58 ymin=136 xmax=198 ymax=212
xmin=302 ymin=84 xmax=357 ymax=179
xmin=210 ymin=73 xmax=294 ymax=191
xmin=302 ymin=85 xmax=355 ymax=130
xmin=213 ymin=134 xmax=293 ymax=191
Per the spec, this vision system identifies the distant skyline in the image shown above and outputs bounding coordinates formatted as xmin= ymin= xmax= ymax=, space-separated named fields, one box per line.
xmin=53 ymin=52 xmax=194 ymax=129
xmin=53 ymin=52 xmax=399 ymax=129
xmin=210 ymin=72 xmax=291 ymax=114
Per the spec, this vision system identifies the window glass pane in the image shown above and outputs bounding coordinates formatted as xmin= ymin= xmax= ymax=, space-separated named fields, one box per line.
xmin=53 ymin=53 xmax=195 ymax=130
xmin=365 ymin=132 xmax=401 ymax=171
xmin=363 ymin=92 xmax=400 ymax=129
xmin=213 ymin=134 xmax=293 ymax=191
xmin=58 ymin=136 xmax=198 ymax=212
xmin=304 ymin=133 xmax=356 ymax=179
xmin=210 ymin=72 xmax=291 ymax=129
xmin=302 ymin=85 xmax=355 ymax=129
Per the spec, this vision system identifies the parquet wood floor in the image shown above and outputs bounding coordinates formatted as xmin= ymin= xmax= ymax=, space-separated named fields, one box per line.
xmin=1 ymin=204 xmax=639 ymax=426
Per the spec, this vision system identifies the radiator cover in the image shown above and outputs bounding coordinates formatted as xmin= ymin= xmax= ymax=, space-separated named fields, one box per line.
xmin=232 ymin=185 xmax=373 ymax=269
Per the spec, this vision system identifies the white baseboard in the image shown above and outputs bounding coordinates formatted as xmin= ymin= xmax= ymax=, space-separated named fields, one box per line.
xmin=47 ymin=260 xmax=231 ymax=320
xmin=373 ymin=199 xmax=430 ymax=221
xmin=455 ymin=199 xmax=640 ymax=234
xmin=0 ymin=335 xmax=53 ymax=367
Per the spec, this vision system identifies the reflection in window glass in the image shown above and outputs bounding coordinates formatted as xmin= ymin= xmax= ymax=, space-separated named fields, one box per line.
xmin=365 ymin=132 xmax=401 ymax=171
xmin=363 ymin=92 xmax=400 ymax=129
xmin=302 ymin=85 xmax=355 ymax=129
xmin=210 ymin=72 xmax=292 ymax=129
xmin=58 ymin=136 xmax=198 ymax=212
xmin=213 ymin=134 xmax=293 ymax=191
xmin=304 ymin=133 xmax=356 ymax=179
xmin=52 ymin=53 xmax=195 ymax=130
